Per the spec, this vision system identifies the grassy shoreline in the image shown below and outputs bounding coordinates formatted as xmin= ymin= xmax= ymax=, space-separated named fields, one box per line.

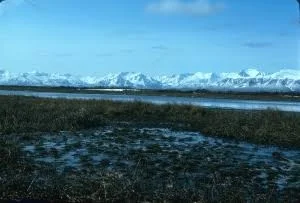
xmin=1 ymin=85 xmax=300 ymax=101
xmin=1 ymin=95 xmax=300 ymax=147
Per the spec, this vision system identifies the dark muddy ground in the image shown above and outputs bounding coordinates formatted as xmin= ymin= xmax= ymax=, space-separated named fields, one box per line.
xmin=1 ymin=124 xmax=299 ymax=202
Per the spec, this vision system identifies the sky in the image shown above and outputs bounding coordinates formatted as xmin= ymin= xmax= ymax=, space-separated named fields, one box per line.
xmin=0 ymin=0 xmax=299 ymax=76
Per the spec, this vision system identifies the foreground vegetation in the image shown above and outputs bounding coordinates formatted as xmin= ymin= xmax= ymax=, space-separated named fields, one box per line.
xmin=1 ymin=85 xmax=300 ymax=101
xmin=1 ymin=95 xmax=300 ymax=201
xmin=1 ymin=127 xmax=299 ymax=202
xmin=0 ymin=95 xmax=300 ymax=147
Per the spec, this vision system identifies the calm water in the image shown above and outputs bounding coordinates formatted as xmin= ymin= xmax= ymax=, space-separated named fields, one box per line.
xmin=1 ymin=90 xmax=300 ymax=112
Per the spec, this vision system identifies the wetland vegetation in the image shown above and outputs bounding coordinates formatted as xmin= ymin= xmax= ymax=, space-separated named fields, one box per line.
xmin=1 ymin=126 xmax=300 ymax=202
xmin=0 ymin=95 xmax=300 ymax=202
xmin=1 ymin=95 xmax=300 ymax=147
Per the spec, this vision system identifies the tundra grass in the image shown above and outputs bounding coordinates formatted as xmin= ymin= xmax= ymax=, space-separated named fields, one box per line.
xmin=0 ymin=95 xmax=300 ymax=147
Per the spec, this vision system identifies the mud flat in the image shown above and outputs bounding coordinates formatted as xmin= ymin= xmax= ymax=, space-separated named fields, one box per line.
xmin=1 ymin=125 xmax=299 ymax=202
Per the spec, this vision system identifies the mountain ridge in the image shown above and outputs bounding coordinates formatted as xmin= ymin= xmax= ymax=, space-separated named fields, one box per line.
xmin=0 ymin=68 xmax=299 ymax=92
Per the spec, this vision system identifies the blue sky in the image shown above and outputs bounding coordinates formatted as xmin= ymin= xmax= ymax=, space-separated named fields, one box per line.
xmin=0 ymin=0 xmax=299 ymax=76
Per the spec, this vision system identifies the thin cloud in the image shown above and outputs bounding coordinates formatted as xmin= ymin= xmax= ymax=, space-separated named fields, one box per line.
xmin=36 ymin=50 xmax=74 ymax=58
xmin=146 ymin=0 xmax=225 ymax=16
xmin=243 ymin=42 xmax=273 ymax=49
xmin=120 ymin=49 xmax=135 ymax=54
xmin=0 ymin=0 xmax=26 ymax=15
xmin=152 ymin=45 xmax=168 ymax=50
xmin=0 ymin=0 xmax=26 ymax=8
xmin=95 ymin=53 xmax=114 ymax=57
xmin=54 ymin=53 xmax=74 ymax=57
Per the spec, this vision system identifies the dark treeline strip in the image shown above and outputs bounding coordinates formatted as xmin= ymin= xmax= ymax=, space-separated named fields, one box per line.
xmin=0 ymin=95 xmax=300 ymax=147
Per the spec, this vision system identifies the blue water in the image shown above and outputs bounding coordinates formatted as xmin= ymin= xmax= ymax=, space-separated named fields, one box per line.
xmin=1 ymin=90 xmax=300 ymax=112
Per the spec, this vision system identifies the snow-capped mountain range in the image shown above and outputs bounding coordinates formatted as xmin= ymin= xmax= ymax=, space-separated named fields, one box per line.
xmin=0 ymin=69 xmax=300 ymax=92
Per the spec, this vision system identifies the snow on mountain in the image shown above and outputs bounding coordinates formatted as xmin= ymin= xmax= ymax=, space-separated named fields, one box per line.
xmin=0 ymin=68 xmax=300 ymax=92
xmin=97 ymin=72 xmax=162 ymax=88
xmin=0 ymin=70 xmax=85 ymax=86
xmin=269 ymin=69 xmax=300 ymax=80
xmin=238 ymin=68 xmax=265 ymax=78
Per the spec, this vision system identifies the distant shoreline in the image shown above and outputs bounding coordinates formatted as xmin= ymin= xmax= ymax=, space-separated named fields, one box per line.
xmin=0 ymin=85 xmax=300 ymax=102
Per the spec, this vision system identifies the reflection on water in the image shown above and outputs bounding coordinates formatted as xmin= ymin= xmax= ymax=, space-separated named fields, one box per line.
xmin=1 ymin=90 xmax=300 ymax=112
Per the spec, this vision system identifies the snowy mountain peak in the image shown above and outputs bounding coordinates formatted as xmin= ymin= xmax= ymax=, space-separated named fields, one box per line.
xmin=0 ymin=69 xmax=299 ymax=92
xmin=270 ymin=69 xmax=300 ymax=80
xmin=99 ymin=72 xmax=161 ymax=88
xmin=239 ymin=68 xmax=263 ymax=77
